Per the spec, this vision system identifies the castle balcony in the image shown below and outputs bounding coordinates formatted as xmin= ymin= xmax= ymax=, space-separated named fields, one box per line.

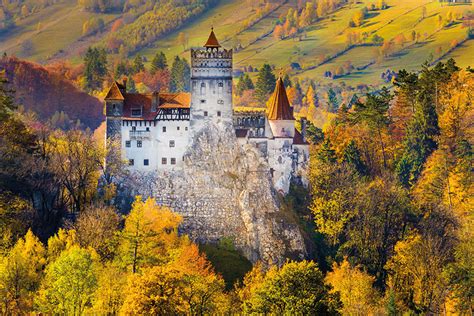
xmin=129 ymin=130 xmax=151 ymax=140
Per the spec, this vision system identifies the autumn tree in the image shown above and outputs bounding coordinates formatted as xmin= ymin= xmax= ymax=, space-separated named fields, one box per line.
xmin=72 ymin=205 xmax=120 ymax=261
xmin=36 ymin=246 xmax=99 ymax=315
xmin=118 ymin=196 xmax=182 ymax=273
xmin=0 ymin=230 xmax=46 ymax=314
xmin=46 ymin=129 xmax=103 ymax=214
xmin=326 ymin=258 xmax=380 ymax=315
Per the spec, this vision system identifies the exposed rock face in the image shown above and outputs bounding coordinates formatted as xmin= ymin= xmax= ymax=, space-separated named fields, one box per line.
xmin=125 ymin=122 xmax=306 ymax=265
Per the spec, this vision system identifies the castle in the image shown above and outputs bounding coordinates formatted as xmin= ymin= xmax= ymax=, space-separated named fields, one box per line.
xmin=104 ymin=29 xmax=309 ymax=194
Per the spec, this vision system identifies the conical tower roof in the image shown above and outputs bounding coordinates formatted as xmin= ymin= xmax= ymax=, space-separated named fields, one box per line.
xmin=204 ymin=27 xmax=221 ymax=48
xmin=267 ymin=77 xmax=294 ymax=120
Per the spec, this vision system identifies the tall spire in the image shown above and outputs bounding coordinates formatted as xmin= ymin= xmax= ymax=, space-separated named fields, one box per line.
xmin=204 ymin=27 xmax=221 ymax=48
xmin=267 ymin=76 xmax=294 ymax=120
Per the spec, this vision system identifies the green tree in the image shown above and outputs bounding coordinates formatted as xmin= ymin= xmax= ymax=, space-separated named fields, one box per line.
xmin=305 ymin=121 xmax=324 ymax=144
xmin=343 ymin=140 xmax=368 ymax=176
xmin=240 ymin=261 xmax=341 ymax=314
xmin=132 ymin=54 xmax=145 ymax=74
xmin=150 ymin=51 xmax=167 ymax=73
xmin=236 ymin=73 xmax=254 ymax=96
xmin=255 ymin=64 xmax=276 ymax=102
xmin=170 ymin=56 xmax=190 ymax=92
xmin=83 ymin=47 xmax=108 ymax=91
xmin=36 ymin=246 xmax=98 ymax=315
xmin=350 ymin=88 xmax=392 ymax=168
xmin=396 ymin=60 xmax=459 ymax=187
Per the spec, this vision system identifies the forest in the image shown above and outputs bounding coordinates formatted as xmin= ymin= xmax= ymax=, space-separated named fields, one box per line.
xmin=0 ymin=39 xmax=473 ymax=314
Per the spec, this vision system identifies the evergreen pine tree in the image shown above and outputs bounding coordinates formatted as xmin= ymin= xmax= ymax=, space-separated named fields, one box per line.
xmin=396 ymin=60 xmax=459 ymax=187
xmin=326 ymin=88 xmax=339 ymax=112
xmin=343 ymin=140 xmax=368 ymax=176
xmin=236 ymin=74 xmax=254 ymax=96
xmin=255 ymin=64 xmax=276 ymax=102
xmin=386 ymin=290 xmax=398 ymax=316
xmin=317 ymin=139 xmax=337 ymax=164
xmin=150 ymin=51 xmax=167 ymax=74
xmin=126 ymin=77 xmax=137 ymax=93
xmin=305 ymin=122 xmax=324 ymax=145
xmin=132 ymin=54 xmax=145 ymax=74
xmin=170 ymin=56 xmax=190 ymax=92
xmin=83 ymin=47 xmax=108 ymax=91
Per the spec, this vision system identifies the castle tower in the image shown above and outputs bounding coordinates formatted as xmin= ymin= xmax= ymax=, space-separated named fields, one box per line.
xmin=267 ymin=76 xmax=295 ymax=138
xmin=190 ymin=28 xmax=233 ymax=134
xmin=104 ymin=81 xmax=126 ymax=142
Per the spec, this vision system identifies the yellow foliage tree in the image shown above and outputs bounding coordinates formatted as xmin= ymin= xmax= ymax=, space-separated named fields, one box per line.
xmin=325 ymin=258 xmax=380 ymax=315
xmin=118 ymin=196 xmax=183 ymax=273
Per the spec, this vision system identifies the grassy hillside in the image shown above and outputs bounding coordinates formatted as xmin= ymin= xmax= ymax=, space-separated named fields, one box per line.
xmin=0 ymin=0 xmax=472 ymax=87
xmin=138 ymin=0 xmax=473 ymax=87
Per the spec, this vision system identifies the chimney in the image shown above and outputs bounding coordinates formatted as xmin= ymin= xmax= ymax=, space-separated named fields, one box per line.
xmin=300 ymin=117 xmax=307 ymax=142
xmin=151 ymin=92 xmax=159 ymax=112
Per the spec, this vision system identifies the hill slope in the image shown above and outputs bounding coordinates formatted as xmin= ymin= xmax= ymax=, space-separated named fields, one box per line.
xmin=0 ymin=0 xmax=472 ymax=87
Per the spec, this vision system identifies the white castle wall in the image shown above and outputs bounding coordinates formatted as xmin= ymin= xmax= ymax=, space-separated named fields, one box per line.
xmin=121 ymin=120 xmax=190 ymax=171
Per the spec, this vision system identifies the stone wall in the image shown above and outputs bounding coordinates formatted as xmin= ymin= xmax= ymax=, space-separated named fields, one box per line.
xmin=123 ymin=122 xmax=306 ymax=265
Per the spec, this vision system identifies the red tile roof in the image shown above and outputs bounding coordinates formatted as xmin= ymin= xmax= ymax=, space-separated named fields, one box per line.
xmin=267 ymin=77 xmax=294 ymax=121
xmin=204 ymin=28 xmax=221 ymax=48
xmin=122 ymin=93 xmax=155 ymax=120
xmin=159 ymin=93 xmax=191 ymax=109
xmin=293 ymin=129 xmax=309 ymax=145
xmin=121 ymin=92 xmax=190 ymax=120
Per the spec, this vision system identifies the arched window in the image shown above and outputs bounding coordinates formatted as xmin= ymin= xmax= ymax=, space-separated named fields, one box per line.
xmin=200 ymin=82 xmax=206 ymax=96
xmin=218 ymin=82 xmax=224 ymax=96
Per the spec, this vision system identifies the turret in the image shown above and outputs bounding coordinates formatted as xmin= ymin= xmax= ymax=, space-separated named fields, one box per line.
xmin=190 ymin=28 xmax=233 ymax=133
xmin=104 ymin=81 xmax=125 ymax=145
xmin=266 ymin=76 xmax=295 ymax=138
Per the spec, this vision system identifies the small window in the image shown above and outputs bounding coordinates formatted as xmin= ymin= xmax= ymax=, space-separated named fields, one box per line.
xmin=162 ymin=126 xmax=166 ymax=132
xmin=217 ymin=111 xmax=221 ymax=117
xmin=169 ymin=140 xmax=175 ymax=147
xmin=125 ymin=140 xmax=131 ymax=147
xmin=171 ymin=158 xmax=176 ymax=165
xmin=132 ymin=126 xmax=136 ymax=131
xmin=185 ymin=127 xmax=188 ymax=131
xmin=131 ymin=108 xmax=142 ymax=117
xmin=177 ymin=126 xmax=180 ymax=131
xmin=129 ymin=159 xmax=134 ymax=166
xmin=146 ymin=127 xmax=150 ymax=131
xmin=217 ymin=99 xmax=224 ymax=105
xmin=112 ymin=104 xmax=116 ymax=110
xmin=218 ymin=82 xmax=224 ymax=87
xmin=137 ymin=140 xmax=142 ymax=148
xmin=204 ymin=111 xmax=208 ymax=117
xmin=200 ymin=100 xmax=206 ymax=104
xmin=144 ymin=159 xmax=149 ymax=166
xmin=162 ymin=158 xmax=167 ymax=165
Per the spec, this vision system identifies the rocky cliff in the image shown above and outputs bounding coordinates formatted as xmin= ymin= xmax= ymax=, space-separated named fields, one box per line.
xmin=124 ymin=122 xmax=306 ymax=265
